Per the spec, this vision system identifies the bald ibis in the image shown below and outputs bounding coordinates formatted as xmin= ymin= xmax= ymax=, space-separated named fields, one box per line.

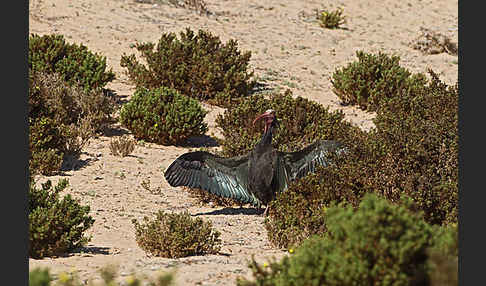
xmin=164 ymin=109 xmax=346 ymax=215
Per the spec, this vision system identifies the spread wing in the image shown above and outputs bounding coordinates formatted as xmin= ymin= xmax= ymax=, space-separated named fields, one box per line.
xmin=164 ymin=151 xmax=261 ymax=206
xmin=279 ymin=140 xmax=346 ymax=181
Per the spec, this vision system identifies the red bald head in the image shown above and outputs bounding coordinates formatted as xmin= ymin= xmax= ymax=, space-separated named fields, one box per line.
xmin=253 ymin=109 xmax=276 ymax=133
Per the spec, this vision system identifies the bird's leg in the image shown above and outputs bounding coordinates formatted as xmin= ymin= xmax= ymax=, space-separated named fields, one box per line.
xmin=262 ymin=205 xmax=269 ymax=217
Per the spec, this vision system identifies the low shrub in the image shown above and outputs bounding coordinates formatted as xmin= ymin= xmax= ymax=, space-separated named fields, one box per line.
xmin=29 ymin=70 xmax=114 ymax=175
xmin=265 ymin=70 xmax=458 ymax=248
xmin=132 ymin=210 xmax=221 ymax=258
xmin=167 ymin=0 xmax=210 ymax=15
xmin=427 ymin=224 xmax=458 ymax=286
xmin=109 ymin=135 xmax=136 ymax=157
xmin=331 ymin=50 xmax=428 ymax=111
xmin=410 ymin=27 xmax=458 ymax=55
xmin=239 ymin=194 xmax=458 ymax=286
xmin=318 ymin=8 xmax=346 ymax=29
xmin=140 ymin=178 xmax=163 ymax=195
xmin=215 ymin=89 xmax=357 ymax=157
xmin=29 ymin=33 xmax=115 ymax=92
xmin=120 ymin=28 xmax=256 ymax=107
xmin=29 ymin=266 xmax=174 ymax=286
xmin=29 ymin=179 xmax=95 ymax=259
xmin=264 ymin=122 xmax=388 ymax=248
xmin=372 ymin=69 xmax=458 ymax=225
xmin=29 ymin=117 xmax=66 ymax=176
xmin=119 ymin=86 xmax=208 ymax=145
xmin=29 ymin=268 xmax=52 ymax=286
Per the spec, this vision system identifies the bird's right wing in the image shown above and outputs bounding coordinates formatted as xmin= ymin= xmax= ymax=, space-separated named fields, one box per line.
xmin=279 ymin=140 xmax=346 ymax=182
xmin=164 ymin=151 xmax=261 ymax=206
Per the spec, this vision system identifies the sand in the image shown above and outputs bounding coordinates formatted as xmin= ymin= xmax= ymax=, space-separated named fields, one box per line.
xmin=28 ymin=0 xmax=458 ymax=284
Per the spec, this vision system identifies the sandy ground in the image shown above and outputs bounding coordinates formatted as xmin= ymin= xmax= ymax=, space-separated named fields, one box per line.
xmin=28 ymin=0 xmax=458 ymax=285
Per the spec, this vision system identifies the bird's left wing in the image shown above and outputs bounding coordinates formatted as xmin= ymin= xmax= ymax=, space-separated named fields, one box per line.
xmin=279 ymin=140 xmax=347 ymax=181
xmin=164 ymin=151 xmax=261 ymax=206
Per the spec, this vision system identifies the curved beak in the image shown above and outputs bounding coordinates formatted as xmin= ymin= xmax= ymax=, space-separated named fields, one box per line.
xmin=252 ymin=110 xmax=274 ymax=126
xmin=253 ymin=110 xmax=275 ymax=133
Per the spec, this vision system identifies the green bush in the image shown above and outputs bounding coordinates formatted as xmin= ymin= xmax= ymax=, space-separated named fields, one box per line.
xmin=318 ymin=8 xmax=346 ymax=29
xmin=29 ymin=70 xmax=114 ymax=128
xmin=331 ymin=50 xmax=428 ymax=111
xmin=427 ymin=224 xmax=458 ymax=286
xmin=239 ymin=194 xmax=458 ymax=286
xmin=264 ymin=124 xmax=388 ymax=248
xmin=132 ymin=210 xmax=221 ymax=258
xmin=29 ymin=117 xmax=65 ymax=176
xmin=265 ymin=70 xmax=457 ymax=248
xmin=29 ymin=268 xmax=52 ymax=286
xmin=215 ymin=89 xmax=357 ymax=157
xmin=372 ymin=70 xmax=458 ymax=225
xmin=29 ymin=179 xmax=94 ymax=259
xmin=29 ymin=33 xmax=115 ymax=92
xmin=119 ymin=86 xmax=208 ymax=145
xmin=109 ymin=135 xmax=136 ymax=157
xmin=29 ymin=266 xmax=174 ymax=286
xmin=120 ymin=28 xmax=256 ymax=107
xmin=29 ymin=70 xmax=114 ymax=175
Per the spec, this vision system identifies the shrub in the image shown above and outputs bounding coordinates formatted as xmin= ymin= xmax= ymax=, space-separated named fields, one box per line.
xmin=167 ymin=0 xmax=210 ymax=15
xmin=331 ymin=50 xmax=428 ymax=111
xmin=427 ymin=224 xmax=458 ymax=286
xmin=29 ymin=33 xmax=115 ymax=92
xmin=29 ymin=266 xmax=174 ymax=286
xmin=264 ymin=121 xmax=391 ymax=248
xmin=265 ymin=70 xmax=458 ymax=248
xmin=372 ymin=69 xmax=458 ymax=225
xmin=29 ymin=70 xmax=114 ymax=175
xmin=140 ymin=178 xmax=163 ymax=195
xmin=29 ymin=70 xmax=114 ymax=132
xmin=132 ymin=210 xmax=221 ymax=258
xmin=410 ymin=27 xmax=458 ymax=56
xmin=119 ymin=86 xmax=208 ymax=145
xmin=318 ymin=8 xmax=346 ymax=29
xmin=29 ymin=268 xmax=52 ymax=286
xmin=109 ymin=135 xmax=136 ymax=157
xmin=29 ymin=179 xmax=95 ymax=259
xmin=29 ymin=117 xmax=65 ymax=176
xmin=239 ymin=194 xmax=457 ymax=286
xmin=120 ymin=28 xmax=256 ymax=107
xmin=215 ymin=89 xmax=357 ymax=157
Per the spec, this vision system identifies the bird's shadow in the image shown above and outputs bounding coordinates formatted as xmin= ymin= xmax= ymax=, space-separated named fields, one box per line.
xmin=49 ymin=246 xmax=111 ymax=258
xmin=249 ymin=81 xmax=273 ymax=95
xmin=73 ymin=246 xmax=111 ymax=255
xmin=59 ymin=153 xmax=97 ymax=173
xmin=193 ymin=207 xmax=264 ymax=216
xmin=180 ymin=135 xmax=220 ymax=148
xmin=101 ymin=125 xmax=131 ymax=137
xmin=105 ymin=88 xmax=129 ymax=106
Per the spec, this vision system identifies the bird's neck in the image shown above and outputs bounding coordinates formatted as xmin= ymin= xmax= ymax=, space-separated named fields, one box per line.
xmin=260 ymin=125 xmax=274 ymax=146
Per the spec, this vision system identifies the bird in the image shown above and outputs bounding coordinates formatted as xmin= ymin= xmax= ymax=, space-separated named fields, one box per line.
xmin=164 ymin=109 xmax=346 ymax=216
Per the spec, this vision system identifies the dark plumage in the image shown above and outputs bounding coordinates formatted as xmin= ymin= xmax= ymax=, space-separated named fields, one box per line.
xmin=164 ymin=109 xmax=346 ymax=215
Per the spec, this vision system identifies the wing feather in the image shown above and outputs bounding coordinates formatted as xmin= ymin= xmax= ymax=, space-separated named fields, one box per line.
xmin=279 ymin=140 xmax=346 ymax=181
xmin=164 ymin=151 xmax=261 ymax=206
